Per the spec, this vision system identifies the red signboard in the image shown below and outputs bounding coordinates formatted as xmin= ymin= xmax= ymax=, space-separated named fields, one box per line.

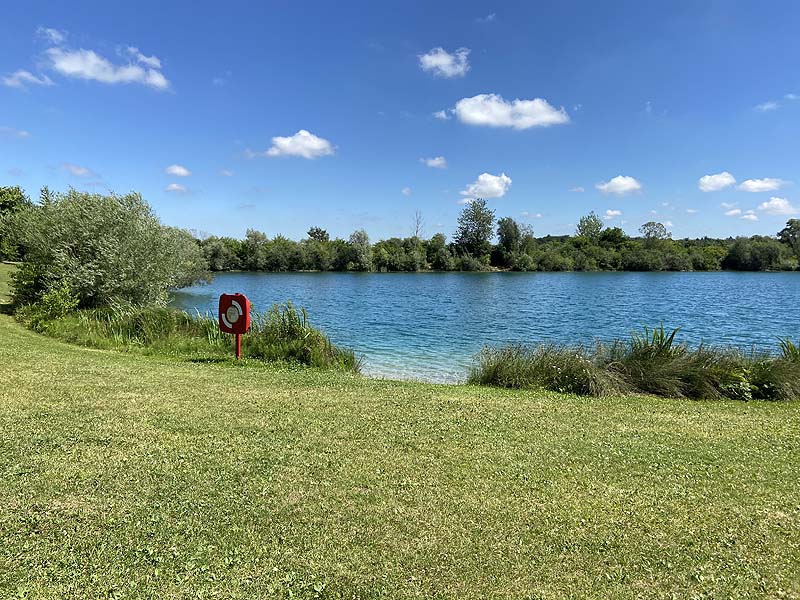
xmin=218 ymin=293 xmax=251 ymax=335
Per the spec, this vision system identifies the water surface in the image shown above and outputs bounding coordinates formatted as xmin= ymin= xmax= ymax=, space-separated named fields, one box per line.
xmin=172 ymin=272 xmax=800 ymax=382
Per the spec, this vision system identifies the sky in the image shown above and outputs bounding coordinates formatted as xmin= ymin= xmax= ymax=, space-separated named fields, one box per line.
xmin=2 ymin=0 xmax=800 ymax=241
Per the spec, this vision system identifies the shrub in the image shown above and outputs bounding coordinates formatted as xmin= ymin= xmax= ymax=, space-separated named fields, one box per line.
xmin=12 ymin=189 xmax=208 ymax=308
xmin=16 ymin=282 xmax=79 ymax=332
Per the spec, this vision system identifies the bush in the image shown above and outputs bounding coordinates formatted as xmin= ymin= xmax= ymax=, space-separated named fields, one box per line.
xmin=11 ymin=189 xmax=208 ymax=308
xmin=16 ymin=282 xmax=79 ymax=332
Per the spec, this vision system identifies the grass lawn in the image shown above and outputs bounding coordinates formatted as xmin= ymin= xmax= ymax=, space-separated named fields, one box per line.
xmin=0 ymin=270 xmax=798 ymax=598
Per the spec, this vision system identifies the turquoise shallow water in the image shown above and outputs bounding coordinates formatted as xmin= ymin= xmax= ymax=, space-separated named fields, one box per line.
xmin=172 ymin=271 xmax=800 ymax=382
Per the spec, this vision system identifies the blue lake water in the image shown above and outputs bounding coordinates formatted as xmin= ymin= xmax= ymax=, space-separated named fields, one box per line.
xmin=172 ymin=272 xmax=800 ymax=382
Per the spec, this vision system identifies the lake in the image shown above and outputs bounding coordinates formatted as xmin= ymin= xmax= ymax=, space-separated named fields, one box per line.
xmin=171 ymin=271 xmax=800 ymax=382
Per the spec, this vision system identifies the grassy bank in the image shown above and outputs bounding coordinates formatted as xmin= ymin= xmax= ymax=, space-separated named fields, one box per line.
xmin=1 ymin=314 xmax=799 ymax=598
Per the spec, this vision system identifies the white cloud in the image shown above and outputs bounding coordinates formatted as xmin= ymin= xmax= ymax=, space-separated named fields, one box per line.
xmin=724 ymin=208 xmax=742 ymax=217
xmin=785 ymin=93 xmax=799 ymax=100
xmin=521 ymin=211 xmax=543 ymax=218
xmin=460 ymin=172 xmax=512 ymax=200
xmin=252 ymin=129 xmax=335 ymax=159
xmin=421 ymin=156 xmax=447 ymax=169
xmin=452 ymin=93 xmax=569 ymax=129
xmin=664 ymin=220 xmax=673 ymax=227
xmin=596 ymin=175 xmax=642 ymax=196
xmin=418 ymin=47 xmax=470 ymax=78
xmin=61 ymin=162 xmax=95 ymax=177
xmin=401 ymin=187 xmax=412 ymax=197
xmin=698 ymin=171 xmax=736 ymax=192
xmin=165 ymin=183 xmax=187 ymax=193
xmin=37 ymin=27 xmax=66 ymax=45
xmin=721 ymin=202 xmax=737 ymax=209
xmin=433 ymin=109 xmax=452 ymax=120
xmin=126 ymin=46 xmax=161 ymax=69
xmin=476 ymin=13 xmax=496 ymax=23
xmin=741 ymin=211 xmax=758 ymax=221
xmin=568 ymin=186 xmax=585 ymax=193
xmin=755 ymin=101 xmax=779 ymax=112
xmin=758 ymin=196 xmax=799 ymax=216
xmin=2 ymin=69 xmax=54 ymax=88
xmin=46 ymin=47 xmax=170 ymax=90
xmin=0 ymin=126 xmax=30 ymax=139
xmin=165 ymin=164 xmax=191 ymax=177
xmin=738 ymin=178 xmax=787 ymax=192
xmin=603 ymin=209 xmax=622 ymax=220
xmin=220 ymin=169 xmax=234 ymax=177
xmin=686 ymin=208 xmax=698 ymax=214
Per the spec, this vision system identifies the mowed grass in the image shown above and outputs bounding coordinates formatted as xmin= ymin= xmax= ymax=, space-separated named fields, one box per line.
xmin=0 ymin=280 xmax=798 ymax=596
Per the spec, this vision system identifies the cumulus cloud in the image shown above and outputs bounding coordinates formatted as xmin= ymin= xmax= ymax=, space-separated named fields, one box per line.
xmin=450 ymin=93 xmax=569 ymax=129
xmin=596 ymin=175 xmax=642 ymax=196
xmin=741 ymin=211 xmax=758 ymax=221
xmin=220 ymin=169 xmax=234 ymax=177
xmin=758 ymin=197 xmax=798 ymax=216
xmin=754 ymin=101 xmax=779 ymax=112
xmin=0 ymin=126 xmax=30 ymax=139
xmin=686 ymin=208 xmax=698 ymax=214
xmin=724 ymin=208 xmax=742 ymax=217
xmin=433 ymin=109 xmax=452 ymax=120
xmin=401 ymin=187 xmax=412 ymax=197
xmin=46 ymin=46 xmax=169 ymax=90
xmin=569 ymin=186 xmax=584 ymax=193
xmin=603 ymin=209 xmax=622 ymax=220
xmin=738 ymin=178 xmax=787 ymax=192
xmin=250 ymin=129 xmax=335 ymax=159
xmin=61 ymin=162 xmax=95 ymax=177
xmin=2 ymin=69 xmax=54 ymax=88
xmin=165 ymin=164 xmax=191 ymax=177
xmin=460 ymin=172 xmax=512 ymax=200
xmin=421 ymin=156 xmax=447 ymax=169
xmin=418 ymin=47 xmax=470 ymax=78
xmin=698 ymin=171 xmax=736 ymax=192
xmin=165 ymin=183 xmax=187 ymax=193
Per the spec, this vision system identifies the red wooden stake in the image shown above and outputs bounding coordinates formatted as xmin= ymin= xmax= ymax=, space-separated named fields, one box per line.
xmin=236 ymin=333 xmax=242 ymax=360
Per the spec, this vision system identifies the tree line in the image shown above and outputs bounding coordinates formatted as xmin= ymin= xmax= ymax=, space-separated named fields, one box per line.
xmin=198 ymin=199 xmax=800 ymax=273
xmin=2 ymin=188 xmax=799 ymax=290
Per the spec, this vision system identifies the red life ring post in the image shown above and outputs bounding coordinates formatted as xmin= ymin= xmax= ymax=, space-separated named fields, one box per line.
xmin=218 ymin=293 xmax=251 ymax=359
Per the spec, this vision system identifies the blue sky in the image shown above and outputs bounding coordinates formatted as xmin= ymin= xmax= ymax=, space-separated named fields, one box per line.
xmin=2 ymin=1 xmax=799 ymax=241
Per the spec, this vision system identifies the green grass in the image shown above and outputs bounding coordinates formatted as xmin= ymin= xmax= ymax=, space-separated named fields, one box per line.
xmin=1 ymin=315 xmax=799 ymax=598
xmin=0 ymin=261 xmax=14 ymax=304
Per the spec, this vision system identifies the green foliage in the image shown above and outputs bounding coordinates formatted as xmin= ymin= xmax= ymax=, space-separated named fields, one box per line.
xmin=778 ymin=218 xmax=800 ymax=258
xmin=722 ymin=236 xmax=788 ymax=271
xmin=0 ymin=186 xmax=32 ymax=260
xmin=12 ymin=189 xmax=208 ymax=308
xmin=576 ymin=212 xmax=604 ymax=240
xmin=472 ymin=326 xmax=800 ymax=401
xmin=15 ymin=281 xmax=79 ymax=332
xmin=454 ymin=199 xmax=495 ymax=260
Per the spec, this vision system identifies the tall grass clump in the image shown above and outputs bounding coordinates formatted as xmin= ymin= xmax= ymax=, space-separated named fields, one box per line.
xmin=244 ymin=302 xmax=361 ymax=372
xmin=471 ymin=326 xmax=800 ymax=401
xmin=19 ymin=300 xmax=360 ymax=373
xmin=468 ymin=344 xmax=625 ymax=396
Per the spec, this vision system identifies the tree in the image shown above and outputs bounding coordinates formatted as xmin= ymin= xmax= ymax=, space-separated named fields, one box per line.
xmin=412 ymin=210 xmax=424 ymax=241
xmin=576 ymin=212 xmax=604 ymax=240
xmin=307 ymin=226 xmax=329 ymax=243
xmin=497 ymin=217 xmax=522 ymax=254
xmin=348 ymin=229 xmax=372 ymax=271
xmin=0 ymin=186 xmax=32 ymax=260
xmin=454 ymin=199 xmax=495 ymax=260
xmin=13 ymin=189 xmax=207 ymax=307
xmin=640 ymin=221 xmax=671 ymax=241
xmin=778 ymin=219 xmax=800 ymax=258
